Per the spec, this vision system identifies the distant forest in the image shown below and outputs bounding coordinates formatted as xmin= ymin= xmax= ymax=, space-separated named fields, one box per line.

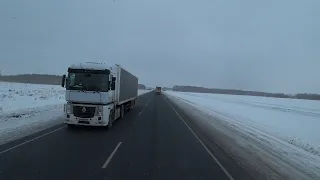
xmin=173 ymin=85 xmax=320 ymax=101
xmin=0 ymin=74 xmax=147 ymax=90
xmin=0 ymin=74 xmax=319 ymax=100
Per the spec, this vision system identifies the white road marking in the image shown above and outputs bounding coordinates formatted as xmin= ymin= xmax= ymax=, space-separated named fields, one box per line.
xmin=138 ymin=96 xmax=153 ymax=116
xmin=163 ymin=96 xmax=235 ymax=180
xmin=102 ymin=142 xmax=122 ymax=168
xmin=0 ymin=126 xmax=65 ymax=155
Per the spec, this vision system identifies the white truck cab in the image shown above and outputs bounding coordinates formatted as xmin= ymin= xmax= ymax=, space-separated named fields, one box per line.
xmin=61 ymin=62 xmax=138 ymax=128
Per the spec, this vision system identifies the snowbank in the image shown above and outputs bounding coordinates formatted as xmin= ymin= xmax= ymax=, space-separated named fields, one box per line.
xmin=0 ymin=82 xmax=152 ymax=145
xmin=0 ymin=82 xmax=65 ymax=114
xmin=138 ymin=89 xmax=153 ymax=96
xmin=164 ymin=91 xmax=320 ymax=180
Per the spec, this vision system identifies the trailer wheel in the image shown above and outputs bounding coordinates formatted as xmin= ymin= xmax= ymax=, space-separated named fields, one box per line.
xmin=129 ymin=100 xmax=134 ymax=111
xmin=120 ymin=105 xmax=125 ymax=119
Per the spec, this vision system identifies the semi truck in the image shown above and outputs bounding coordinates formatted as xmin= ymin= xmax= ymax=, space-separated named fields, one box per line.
xmin=61 ymin=62 xmax=138 ymax=129
xmin=155 ymin=87 xmax=161 ymax=95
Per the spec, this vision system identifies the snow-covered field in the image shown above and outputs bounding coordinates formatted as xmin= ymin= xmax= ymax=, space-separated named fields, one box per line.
xmin=164 ymin=91 xmax=320 ymax=180
xmin=0 ymin=82 xmax=151 ymax=145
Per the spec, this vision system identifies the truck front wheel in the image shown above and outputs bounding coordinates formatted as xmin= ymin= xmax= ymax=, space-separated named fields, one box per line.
xmin=67 ymin=124 xmax=75 ymax=128
xmin=107 ymin=120 xmax=113 ymax=129
xmin=120 ymin=105 xmax=125 ymax=119
xmin=108 ymin=110 xmax=114 ymax=129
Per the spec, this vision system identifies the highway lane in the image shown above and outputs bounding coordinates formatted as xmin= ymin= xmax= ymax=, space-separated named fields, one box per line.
xmin=0 ymin=92 xmax=252 ymax=180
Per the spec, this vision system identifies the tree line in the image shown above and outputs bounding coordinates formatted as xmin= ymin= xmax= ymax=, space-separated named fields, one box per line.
xmin=0 ymin=74 xmax=147 ymax=89
xmin=173 ymin=85 xmax=320 ymax=101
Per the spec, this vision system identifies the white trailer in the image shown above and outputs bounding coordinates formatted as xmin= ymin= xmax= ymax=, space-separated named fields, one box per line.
xmin=61 ymin=62 xmax=138 ymax=128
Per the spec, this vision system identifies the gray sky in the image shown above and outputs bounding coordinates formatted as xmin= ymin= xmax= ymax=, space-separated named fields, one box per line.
xmin=0 ymin=0 xmax=319 ymax=94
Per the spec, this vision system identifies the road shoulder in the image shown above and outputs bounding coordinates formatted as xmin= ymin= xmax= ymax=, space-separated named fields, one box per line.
xmin=163 ymin=94 xmax=255 ymax=180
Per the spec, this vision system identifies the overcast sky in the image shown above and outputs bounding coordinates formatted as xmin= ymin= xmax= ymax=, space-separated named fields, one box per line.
xmin=0 ymin=0 xmax=319 ymax=93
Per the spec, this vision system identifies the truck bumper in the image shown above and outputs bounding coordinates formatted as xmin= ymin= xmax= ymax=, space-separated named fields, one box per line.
xmin=65 ymin=114 xmax=107 ymax=126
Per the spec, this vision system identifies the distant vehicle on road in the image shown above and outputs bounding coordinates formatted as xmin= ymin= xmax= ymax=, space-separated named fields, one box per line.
xmin=156 ymin=87 xmax=161 ymax=95
xmin=61 ymin=62 xmax=138 ymax=129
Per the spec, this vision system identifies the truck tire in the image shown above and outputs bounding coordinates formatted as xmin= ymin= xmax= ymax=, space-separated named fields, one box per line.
xmin=107 ymin=120 xmax=113 ymax=129
xmin=67 ymin=124 xmax=75 ymax=128
xmin=129 ymin=100 xmax=134 ymax=111
xmin=108 ymin=110 xmax=114 ymax=129
xmin=120 ymin=105 xmax=125 ymax=119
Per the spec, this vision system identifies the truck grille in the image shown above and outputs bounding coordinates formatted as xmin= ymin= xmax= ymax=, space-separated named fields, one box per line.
xmin=73 ymin=106 xmax=96 ymax=118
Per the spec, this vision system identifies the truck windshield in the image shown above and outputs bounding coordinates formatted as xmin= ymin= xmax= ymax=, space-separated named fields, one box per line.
xmin=66 ymin=73 xmax=109 ymax=92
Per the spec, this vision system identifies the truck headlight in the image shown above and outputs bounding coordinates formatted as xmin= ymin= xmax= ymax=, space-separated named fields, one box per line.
xmin=66 ymin=104 xmax=72 ymax=114
xmin=97 ymin=106 xmax=103 ymax=116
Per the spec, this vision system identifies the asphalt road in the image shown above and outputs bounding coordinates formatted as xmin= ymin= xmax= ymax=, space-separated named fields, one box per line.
xmin=0 ymin=92 xmax=253 ymax=180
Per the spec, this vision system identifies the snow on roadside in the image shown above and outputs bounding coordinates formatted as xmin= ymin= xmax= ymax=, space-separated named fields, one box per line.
xmin=138 ymin=89 xmax=153 ymax=96
xmin=183 ymin=92 xmax=320 ymax=117
xmin=168 ymin=91 xmax=320 ymax=154
xmin=164 ymin=91 xmax=320 ymax=180
xmin=0 ymin=82 xmax=65 ymax=114
xmin=0 ymin=82 xmax=152 ymax=145
xmin=0 ymin=104 xmax=65 ymax=146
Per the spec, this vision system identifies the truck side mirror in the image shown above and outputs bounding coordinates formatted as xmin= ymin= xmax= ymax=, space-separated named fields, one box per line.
xmin=110 ymin=76 xmax=116 ymax=90
xmin=111 ymin=82 xmax=115 ymax=90
xmin=61 ymin=74 xmax=66 ymax=87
